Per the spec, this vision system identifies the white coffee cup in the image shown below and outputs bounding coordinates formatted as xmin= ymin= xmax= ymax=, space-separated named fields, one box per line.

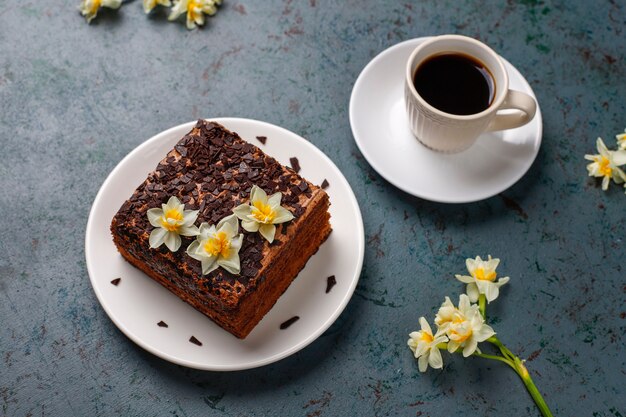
xmin=404 ymin=35 xmax=537 ymax=153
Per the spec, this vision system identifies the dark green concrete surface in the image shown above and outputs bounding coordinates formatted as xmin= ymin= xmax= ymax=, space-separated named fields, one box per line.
xmin=1 ymin=1 xmax=624 ymax=416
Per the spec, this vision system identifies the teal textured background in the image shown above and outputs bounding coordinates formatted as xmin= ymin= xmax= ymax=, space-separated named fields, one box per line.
xmin=0 ymin=0 xmax=624 ymax=416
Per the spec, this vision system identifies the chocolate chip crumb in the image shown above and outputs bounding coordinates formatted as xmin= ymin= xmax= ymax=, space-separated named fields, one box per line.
xmin=321 ymin=179 xmax=329 ymax=189
xmin=280 ymin=316 xmax=300 ymax=329
xmin=110 ymin=278 xmax=121 ymax=286
xmin=256 ymin=135 xmax=267 ymax=144
xmin=325 ymin=275 xmax=337 ymax=293
xmin=189 ymin=336 xmax=202 ymax=346
xmin=289 ymin=157 xmax=301 ymax=173
xmin=157 ymin=321 xmax=168 ymax=328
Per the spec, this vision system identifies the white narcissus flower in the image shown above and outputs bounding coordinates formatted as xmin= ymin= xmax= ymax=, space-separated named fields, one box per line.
xmin=436 ymin=294 xmax=495 ymax=357
xmin=434 ymin=296 xmax=458 ymax=331
xmin=584 ymin=137 xmax=626 ymax=190
xmin=616 ymin=129 xmax=626 ymax=151
xmin=455 ymin=255 xmax=509 ymax=303
xmin=186 ymin=214 xmax=243 ymax=275
xmin=147 ymin=196 xmax=199 ymax=252
xmin=143 ymin=0 xmax=172 ymax=14
xmin=233 ymin=185 xmax=294 ymax=243
xmin=169 ymin=0 xmax=221 ymax=30
xmin=79 ymin=0 xmax=122 ymax=23
xmin=407 ymin=317 xmax=448 ymax=372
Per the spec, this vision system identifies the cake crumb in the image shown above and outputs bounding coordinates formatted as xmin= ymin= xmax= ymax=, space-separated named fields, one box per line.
xmin=110 ymin=278 xmax=121 ymax=286
xmin=325 ymin=275 xmax=337 ymax=293
xmin=157 ymin=321 xmax=168 ymax=328
xmin=289 ymin=157 xmax=301 ymax=173
xmin=321 ymin=179 xmax=329 ymax=189
xmin=280 ymin=316 xmax=300 ymax=329
xmin=189 ymin=336 xmax=202 ymax=346
xmin=256 ymin=135 xmax=267 ymax=144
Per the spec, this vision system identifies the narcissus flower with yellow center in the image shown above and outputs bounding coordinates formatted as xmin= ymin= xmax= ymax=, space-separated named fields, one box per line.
xmin=168 ymin=0 xmax=221 ymax=30
xmin=436 ymin=294 xmax=495 ymax=357
xmin=186 ymin=214 xmax=243 ymax=275
xmin=147 ymin=196 xmax=199 ymax=252
xmin=407 ymin=317 xmax=448 ymax=372
xmin=79 ymin=0 xmax=122 ymax=23
xmin=233 ymin=185 xmax=294 ymax=243
xmin=455 ymin=255 xmax=509 ymax=303
xmin=584 ymin=137 xmax=626 ymax=190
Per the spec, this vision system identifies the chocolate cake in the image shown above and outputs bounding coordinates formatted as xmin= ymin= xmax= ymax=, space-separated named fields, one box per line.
xmin=110 ymin=120 xmax=331 ymax=338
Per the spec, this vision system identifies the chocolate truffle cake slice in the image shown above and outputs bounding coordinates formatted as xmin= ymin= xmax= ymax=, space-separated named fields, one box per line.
xmin=110 ymin=120 xmax=331 ymax=338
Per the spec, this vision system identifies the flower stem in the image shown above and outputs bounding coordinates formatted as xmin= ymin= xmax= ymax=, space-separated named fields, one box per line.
xmin=487 ymin=336 xmax=514 ymax=361
xmin=514 ymin=359 xmax=553 ymax=417
xmin=476 ymin=338 xmax=553 ymax=417
xmin=478 ymin=294 xmax=486 ymax=319
xmin=473 ymin=352 xmax=515 ymax=370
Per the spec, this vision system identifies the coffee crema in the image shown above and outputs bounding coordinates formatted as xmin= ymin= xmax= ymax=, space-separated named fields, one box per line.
xmin=413 ymin=53 xmax=495 ymax=116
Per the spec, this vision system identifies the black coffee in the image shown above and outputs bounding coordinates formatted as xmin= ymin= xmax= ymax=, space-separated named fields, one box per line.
xmin=413 ymin=53 xmax=495 ymax=115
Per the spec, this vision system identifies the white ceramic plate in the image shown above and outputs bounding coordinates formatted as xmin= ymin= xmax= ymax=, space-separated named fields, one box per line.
xmin=85 ymin=118 xmax=364 ymax=371
xmin=349 ymin=37 xmax=543 ymax=203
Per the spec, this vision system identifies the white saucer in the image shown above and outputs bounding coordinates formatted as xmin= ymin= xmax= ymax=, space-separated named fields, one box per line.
xmin=349 ymin=38 xmax=543 ymax=203
xmin=85 ymin=118 xmax=364 ymax=371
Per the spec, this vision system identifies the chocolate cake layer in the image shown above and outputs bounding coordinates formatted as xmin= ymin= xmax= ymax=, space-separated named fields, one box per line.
xmin=111 ymin=120 xmax=331 ymax=338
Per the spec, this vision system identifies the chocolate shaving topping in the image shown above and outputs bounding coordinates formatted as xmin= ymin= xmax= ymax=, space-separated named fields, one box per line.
xmin=325 ymin=275 xmax=337 ymax=293
xmin=321 ymin=179 xmax=329 ymax=189
xmin=256 ymin=135 xmax=267 ymax=144
xmin=289 ymin=157 xmax=301 ymax=173
xmin=157 ymin=321 xmax=168 ymax=328
xmin=189 ymin=336 xmax=202 ymax=346
xmin=110 ymin=278 xmax=121 ymax=286
xmin=280 ymin=316 xmax=300 ymax=329
xmin=242 ymin=267 xmax=259 ymax=277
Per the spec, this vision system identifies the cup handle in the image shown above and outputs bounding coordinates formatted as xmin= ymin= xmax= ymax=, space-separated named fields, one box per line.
xmin=486 ymin=90 xmax=537 ymax=132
